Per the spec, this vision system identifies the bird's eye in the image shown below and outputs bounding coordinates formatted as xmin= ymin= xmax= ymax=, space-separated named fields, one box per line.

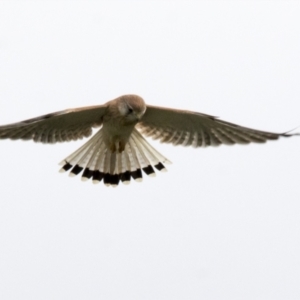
xmin=128 ymin=107 xmax=133 ymax=113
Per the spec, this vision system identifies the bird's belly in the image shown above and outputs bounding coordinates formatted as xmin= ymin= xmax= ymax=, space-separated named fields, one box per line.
xmin=102 ymin=122 xmax=135 ymax=153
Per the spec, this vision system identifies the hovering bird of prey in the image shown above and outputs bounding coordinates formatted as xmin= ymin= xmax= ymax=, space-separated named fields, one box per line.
xmin=0 ymin=95 xmax=297 ymax=186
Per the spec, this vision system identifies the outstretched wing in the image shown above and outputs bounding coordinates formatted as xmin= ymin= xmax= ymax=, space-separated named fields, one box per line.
xmin=138 ymin=105 xmax=296 ymax=147
xmin=0 ymin=105 xmax=107 ymax=143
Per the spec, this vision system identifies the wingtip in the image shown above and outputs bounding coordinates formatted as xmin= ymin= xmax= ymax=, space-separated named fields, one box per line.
xmin=282 ymin=132 xmax=300 ymax=137
xmin=282 ymin=126 xmax=300 ymax=137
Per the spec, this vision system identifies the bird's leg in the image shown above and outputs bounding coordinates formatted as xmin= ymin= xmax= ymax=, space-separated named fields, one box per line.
xmin=110 ymin=143 xmax=117 ymax=153
xmin=110 ymin=141 xmax=125 ymax=153
xmin=118 ymin=141 xmax=126 ymax=153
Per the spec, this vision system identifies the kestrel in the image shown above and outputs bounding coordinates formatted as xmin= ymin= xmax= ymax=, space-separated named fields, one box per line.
xmin=0 ymin=94 xmax=297 ymax=186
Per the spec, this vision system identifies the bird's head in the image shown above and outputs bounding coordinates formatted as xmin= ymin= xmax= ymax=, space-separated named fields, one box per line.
xmin=118 ymin=94 xmax=146 ymax=123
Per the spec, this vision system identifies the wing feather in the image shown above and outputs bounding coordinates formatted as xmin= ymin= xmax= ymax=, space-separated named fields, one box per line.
xmin=138 ymin=105 xmax=296 ymax=148
xmin=0 ymin=105 xmax=106 ymax=143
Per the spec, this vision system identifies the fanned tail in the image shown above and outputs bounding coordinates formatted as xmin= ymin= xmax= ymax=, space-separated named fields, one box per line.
xmin=59 ymin=128 xmax=171 ymax=187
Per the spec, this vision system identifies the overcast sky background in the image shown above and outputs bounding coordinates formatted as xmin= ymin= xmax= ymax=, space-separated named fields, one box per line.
xmin=0 ymin=1 xmax=299 ymax=299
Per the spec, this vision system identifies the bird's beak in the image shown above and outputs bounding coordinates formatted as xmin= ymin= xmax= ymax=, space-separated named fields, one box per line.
xmin=135 ymin=112 xmax=143 ymax=120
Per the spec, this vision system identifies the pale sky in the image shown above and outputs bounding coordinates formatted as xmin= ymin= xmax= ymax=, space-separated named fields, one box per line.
xmin=0 ymin=1 xmax=299 ymax=300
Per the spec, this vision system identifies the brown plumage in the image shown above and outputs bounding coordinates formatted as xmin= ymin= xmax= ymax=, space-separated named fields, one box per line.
xmin=0 ymin=94 xmax=297 ymax=186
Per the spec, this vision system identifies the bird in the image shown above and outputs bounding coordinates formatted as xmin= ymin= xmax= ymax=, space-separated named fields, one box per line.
xmin=0 ymin=94 xmax=297 ymax=187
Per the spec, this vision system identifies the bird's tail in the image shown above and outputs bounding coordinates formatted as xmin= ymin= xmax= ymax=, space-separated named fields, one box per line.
xmin=59 ymin=128 xmax=171 ymax=186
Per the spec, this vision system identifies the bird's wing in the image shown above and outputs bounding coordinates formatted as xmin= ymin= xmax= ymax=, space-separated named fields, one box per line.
xmin=138 ymin=105 xmax=295 ymax=147
xmin=0 ymin=105 xmax=107 ymax=143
